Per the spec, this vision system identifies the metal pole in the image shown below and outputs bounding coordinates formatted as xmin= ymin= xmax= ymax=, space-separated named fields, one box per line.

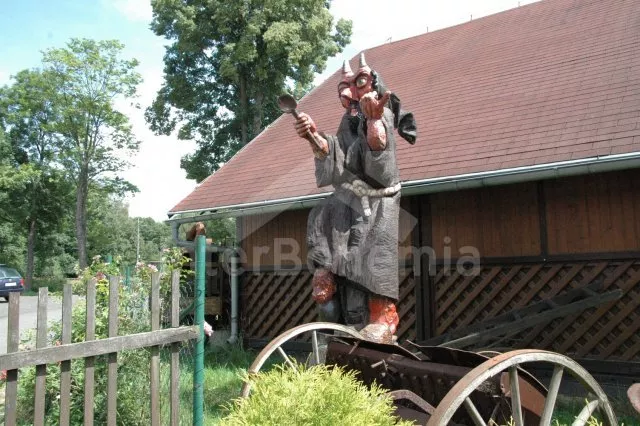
xmin=227 ymin=252 xmax=239 ymax=344
xmin=136 ymin=217 xmax=140 ymax=263
xmin=193 ymin=235 xmax=205 ymax=426
xmin=124 ymin=265 xmax=131 ymax=288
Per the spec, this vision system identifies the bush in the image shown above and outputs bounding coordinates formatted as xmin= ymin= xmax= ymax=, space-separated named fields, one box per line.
xmin=15 ymin=278 xmax=155 ymax=424
xmin=13 ymin=249 xmax=194 ymax=425
xmin=31 ymin=276 xmax=67 ymax=294
xmin=220 ymin=363 xmax=413 ymax=426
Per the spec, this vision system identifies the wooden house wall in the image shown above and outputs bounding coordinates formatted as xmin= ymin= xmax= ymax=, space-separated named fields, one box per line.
xmin=239 ymin=198 xmax=415 ymax=269
xmin=433 ymin=259 xmax=640 ymax=362
xmin=425 ymin=169 xmax=640 ymax=364
xmin=237 ymin=168 xmax=640 ymax=364
xmin=430 ymin=182 xmax=541 ymax=258
xmin=429 ymin=169 xmax=640 ymax=259
xmin=240 ymin=209 xmax=308 ymax=268
xmin=545 ymin=169 xmax=640 ymax=254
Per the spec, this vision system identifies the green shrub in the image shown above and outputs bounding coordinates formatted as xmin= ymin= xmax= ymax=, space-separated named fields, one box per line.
xmin=15 ymin=279 xmax=155 ymax=424
xmin=220 ymin=363 xmax=413 ymax=426
xmin=31 ymin=276 xmax=67 ymax=294
xmin=13 ymin=252 xmax=194 ymax=425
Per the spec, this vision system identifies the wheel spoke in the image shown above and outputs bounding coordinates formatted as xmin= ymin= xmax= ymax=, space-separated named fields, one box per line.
xmin=571 ymin=400 xmax=599 ymax=426
xmin=241 ymin=322 xmax=363 ymax=398
xmin=312 ymin=331 xmax=320 ymax=365
xmin=463 ymin=397 xmax=487 ymax=426
xmin=509 ymin=366 xmax=524 ymax=426
xmin=539 ymin=365 xmax=564 ymax=426
xmin=425 ymin=350 xmax=619 ymax=426
xmin=277 ymin=347 xmax=297 ymax=371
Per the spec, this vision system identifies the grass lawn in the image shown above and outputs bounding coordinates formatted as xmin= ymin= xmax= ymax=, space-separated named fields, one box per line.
xmin=554 ymin=397 xmax=639 ymax=426
xmin=164 ymin=337 xmax=259 ymax=425
xmin=201 ymin=344 xmax=257 ymax=423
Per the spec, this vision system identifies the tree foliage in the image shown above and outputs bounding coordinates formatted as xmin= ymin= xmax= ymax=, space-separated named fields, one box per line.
xmin=0 ymin=38 xmax=173 ymax=278
xmin=0 ymin=70 xmax=73 ymax=287
xmin=147 ymin=0 xmax=352 ymax=181
xmin=42 ymin=38 xmax=142 ymax=268
xmin=87 ymin=191 xmax=173 ymax=264
xmin=0 ymin=128 xmax=28 ymax=271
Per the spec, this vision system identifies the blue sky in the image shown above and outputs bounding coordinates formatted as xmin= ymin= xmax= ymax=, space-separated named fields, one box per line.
xmin=0 ymin=0 xmax=538 ymax=221
xmin=0 ymin=0 xmax=156 ymax=74
xmin=0 ymin=0 xmax=198 ymax=222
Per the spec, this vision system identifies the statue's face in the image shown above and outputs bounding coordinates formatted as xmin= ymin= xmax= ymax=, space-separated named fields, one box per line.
xmin=338 ymin=63 xmax=373 ymax=116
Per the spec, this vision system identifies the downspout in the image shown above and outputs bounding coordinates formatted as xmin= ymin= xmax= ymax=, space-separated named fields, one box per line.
xmin=170 ymin=221 xmax=241 ymax=345
xmin=227 ymin=252 xmax=239 ymax=344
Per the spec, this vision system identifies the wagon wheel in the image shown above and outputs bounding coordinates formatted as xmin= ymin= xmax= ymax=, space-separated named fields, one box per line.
xmin=427 ymin=349 xmax=618 ymax=426
xmin=240 ymin=322 xmax=363 ymax=397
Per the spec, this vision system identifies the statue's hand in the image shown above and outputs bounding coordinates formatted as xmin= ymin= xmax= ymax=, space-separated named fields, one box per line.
xmin=294 ymin=112 xmax=329 ymax=158
xmin=294 ymin=112 xmax=317 ymax=139
xmin=360 ymin=91 xmax=391 ymax=120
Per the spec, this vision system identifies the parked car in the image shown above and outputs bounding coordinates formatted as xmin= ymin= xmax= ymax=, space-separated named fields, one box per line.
xmin=0 ymin=265 xmax=24 ymax=300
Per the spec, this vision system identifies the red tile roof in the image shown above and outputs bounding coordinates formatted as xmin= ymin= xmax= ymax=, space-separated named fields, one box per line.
xmin=170 ymin=0 xmax=640 ymax=214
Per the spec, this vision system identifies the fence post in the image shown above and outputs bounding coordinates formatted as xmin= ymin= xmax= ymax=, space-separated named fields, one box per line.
xmin=124 ymin=265 xmax=132 ymax=288
xmin=193 ymin=235 xmax=206 ymax=426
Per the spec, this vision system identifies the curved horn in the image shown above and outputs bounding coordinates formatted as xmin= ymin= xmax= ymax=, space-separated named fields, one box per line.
xmin=359 ymin=52 xmax=368 ymax=68
xmin=342 ymin=60 xmax=353 ymax=76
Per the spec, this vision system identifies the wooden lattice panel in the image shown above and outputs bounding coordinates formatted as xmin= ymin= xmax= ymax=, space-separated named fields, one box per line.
xmin=241 ymin=270 xmax=316 ymax=341
xmin=434 ymin=260 xmax=640 ymax=361
xmin=397 ymin=267 xmax=417 ymax=342
xmin=241 ymin=267 xmax=417 ymax=342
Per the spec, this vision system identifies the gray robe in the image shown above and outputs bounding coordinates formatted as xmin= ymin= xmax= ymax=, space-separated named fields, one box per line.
xmin=307 ymin=100 xmax=416 ymax=301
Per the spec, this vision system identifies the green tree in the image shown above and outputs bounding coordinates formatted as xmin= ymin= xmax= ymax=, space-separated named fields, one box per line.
xmin=42 ymin=38 xmax=142 ymax=269
xmin=0 ymin=71 xmax=72 ymax=288
xmin=0 ymin=127 xmax=29 ymax=272
xmin=86 ymin=189 xmax=135 ymax=263
xmin=87 ymin=191 xmax=172 ymax=265
xmin=146 ymin=0 xmax=352 ymax=181
xmin=137 ymin=217 xmax=173 ymax=261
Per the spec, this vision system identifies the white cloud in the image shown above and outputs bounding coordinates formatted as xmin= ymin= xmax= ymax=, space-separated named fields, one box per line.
xmin=316 ymin=0 xmax=539 ymax=84
xmin=113 ymin=65 xmax=198 ymax=221
xmin=0 ymin=69 xmax=10 ymax=85
xmin=107 ymin=0 xmax=153 ymax=22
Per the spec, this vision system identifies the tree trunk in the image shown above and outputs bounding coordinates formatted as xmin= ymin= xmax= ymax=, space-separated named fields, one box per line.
xmin=25 ymin=218 xmax=37 ymax=291
xmin=239 ymin=76 xmax=249 ymax=145
xmin=252 ymin=91 xmax=264 ymax=138
xmin=76 ymin=165 xmax=89 ymax=270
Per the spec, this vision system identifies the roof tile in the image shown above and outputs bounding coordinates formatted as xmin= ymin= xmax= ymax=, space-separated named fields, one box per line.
xmin=171 ymin=0 xmax=640 ymax=214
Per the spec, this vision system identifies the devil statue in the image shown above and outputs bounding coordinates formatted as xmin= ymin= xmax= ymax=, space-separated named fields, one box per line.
xmin=293 ymin=53 xmax=417 ymax=343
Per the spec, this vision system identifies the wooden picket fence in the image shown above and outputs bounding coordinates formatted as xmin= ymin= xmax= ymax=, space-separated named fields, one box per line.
xmin=0 ymin=271 xmax=198 ymax=426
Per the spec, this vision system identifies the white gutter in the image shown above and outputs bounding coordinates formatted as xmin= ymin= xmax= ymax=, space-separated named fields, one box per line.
xmin=167 ymin=192 xmax=331 ymax=224
xmin=167 ymin=152 xmax=640 ymax=223
xmin=401 ymin=151 xmax=640 ymax=196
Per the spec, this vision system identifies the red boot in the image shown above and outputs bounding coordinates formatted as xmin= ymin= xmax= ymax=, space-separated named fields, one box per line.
xmin=359 ymin=297 xmax=399 ymax=344
xmin=368 ymin=297 xmax=399 ymax=334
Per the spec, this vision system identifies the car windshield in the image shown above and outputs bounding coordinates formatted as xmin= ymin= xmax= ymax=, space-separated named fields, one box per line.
xmin=0 ymin=267 xmax=20 ymax=278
